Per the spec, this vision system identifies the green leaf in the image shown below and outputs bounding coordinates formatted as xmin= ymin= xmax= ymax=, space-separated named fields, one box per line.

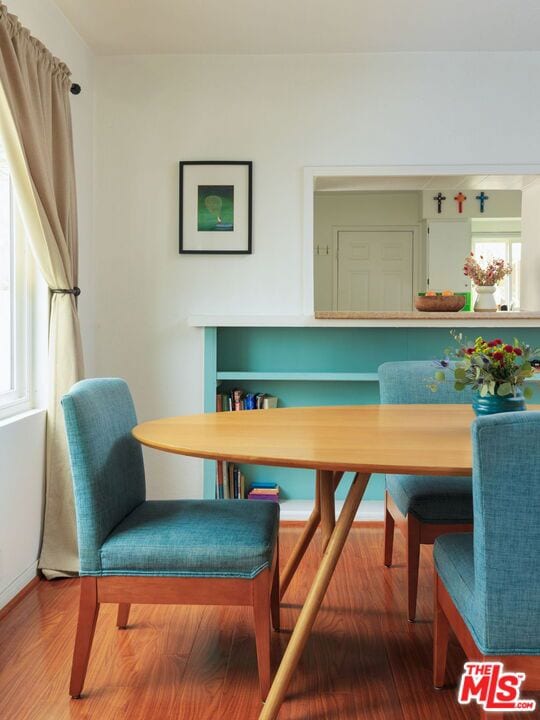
xmin=454 ymin=367 xmax=467 ymax=380
xmin=524 ymin=385 xmax=534 ymax=400
xmin=454 ymin=381 xmax=466 ymax=391
xmin=480 ymin=383 xmax=489 ymax=397
xmin=497 ymin=382 xmax=513 ymax=396
xmin=434 ymin=370 xmax=446 ymax=382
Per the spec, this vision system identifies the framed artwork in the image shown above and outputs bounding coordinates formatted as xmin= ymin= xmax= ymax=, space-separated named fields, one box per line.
xmin=179 ymin=161 xmax=252 ymax=254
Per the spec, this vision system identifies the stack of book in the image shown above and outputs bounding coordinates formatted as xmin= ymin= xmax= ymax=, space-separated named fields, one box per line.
xmin=215 ymin=461 xmax=246 ymax=499
xmin=216 ymin=389 xmax=278 ymax=412
xmin=247 ymin=482 xmax=280 ymax=503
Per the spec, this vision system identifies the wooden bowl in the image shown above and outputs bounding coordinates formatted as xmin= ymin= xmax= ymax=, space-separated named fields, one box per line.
xmin=415 ymin=295 xmax=466 ymax=312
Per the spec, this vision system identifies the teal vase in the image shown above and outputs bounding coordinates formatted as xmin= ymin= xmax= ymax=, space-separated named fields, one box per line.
xmin=472 ymin=389 xmax=527 ymax=416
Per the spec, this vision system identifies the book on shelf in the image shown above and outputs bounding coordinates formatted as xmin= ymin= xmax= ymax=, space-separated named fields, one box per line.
xmin=248 ymin=482 xmax=280 ymax=503
xmin=216 ymin=389 xmax=278 ymax=412
xmin=216 ymin=460 xmax=224 ymax=499
xmin=215 ymin=460 xmax=246 ymax=500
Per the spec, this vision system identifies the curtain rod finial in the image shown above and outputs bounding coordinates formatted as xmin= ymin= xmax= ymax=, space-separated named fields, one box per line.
xmin=70 ymin=83 xmax=81 ymax=95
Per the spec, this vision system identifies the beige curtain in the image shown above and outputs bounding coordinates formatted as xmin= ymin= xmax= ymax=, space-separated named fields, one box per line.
xmin=0 ymin=4 xmax=84 ymax=577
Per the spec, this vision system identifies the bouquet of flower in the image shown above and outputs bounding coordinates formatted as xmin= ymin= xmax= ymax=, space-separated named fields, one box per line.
xmin=463 ymin=252 xmax=512 ymax=286
xmin=432 ymin=331 xmax=538 ymax=399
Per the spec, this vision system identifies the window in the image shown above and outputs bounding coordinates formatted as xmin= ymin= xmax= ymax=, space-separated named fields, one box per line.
xmin=0 ymin=141 xmax=31 ymax=419
xmin=471 ymin=233 xmax=522 ymax=310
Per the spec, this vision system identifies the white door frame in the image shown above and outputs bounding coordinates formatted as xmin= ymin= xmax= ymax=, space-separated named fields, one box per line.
xmin=303 ymin=164 xmax=540 ymax=315
xmin=332 ymin=225 xmax=420 ymax=311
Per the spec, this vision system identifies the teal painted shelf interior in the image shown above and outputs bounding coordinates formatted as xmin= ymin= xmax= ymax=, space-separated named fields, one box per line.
xmin=203 ymin=325 xmax=540 ymax=502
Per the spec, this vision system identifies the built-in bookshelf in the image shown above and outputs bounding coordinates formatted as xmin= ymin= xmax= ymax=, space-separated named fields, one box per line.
xmin=201 ymin=323 xmax=540 ymax=516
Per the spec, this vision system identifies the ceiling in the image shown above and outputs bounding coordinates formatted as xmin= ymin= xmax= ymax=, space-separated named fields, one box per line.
xmin=52 ymin=0 xmax=540 ymax=55
xmin=314 ymin=175 xmax=540 ymax=192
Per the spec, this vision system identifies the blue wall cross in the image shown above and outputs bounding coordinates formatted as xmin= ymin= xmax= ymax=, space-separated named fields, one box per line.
xmin=476 ymin=191 xmax=489 ymax=213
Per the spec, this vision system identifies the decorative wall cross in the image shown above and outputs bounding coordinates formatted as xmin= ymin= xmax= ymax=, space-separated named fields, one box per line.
xmin=433 ymin=192 xmax=446 ymax=214
xmin=454 ymin=192 xmax=467 ymax=213
xmin=476 ymin=191 xmax=489 ymax=213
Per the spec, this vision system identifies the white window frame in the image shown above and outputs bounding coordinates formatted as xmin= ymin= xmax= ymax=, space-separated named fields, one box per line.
xmin=0 ymin=186 xmax=33 ymax=420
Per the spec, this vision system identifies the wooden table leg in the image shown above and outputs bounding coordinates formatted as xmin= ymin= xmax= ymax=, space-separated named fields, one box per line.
xmin=319 ymin=470 xmax=336 ymax=552
xmin=259 ymin=472 xmax=370 ymax=720
xmin=279 ymin=472 xmax=321 ymax=600
xmin=280 ymin=470 xmax=345 ymax=599
xmin=332 ymin=470 xmax=344 ymax=490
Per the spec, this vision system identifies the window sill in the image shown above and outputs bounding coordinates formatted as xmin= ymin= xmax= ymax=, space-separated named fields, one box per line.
xmin=0 ymin=407 xmax=46 ymax=429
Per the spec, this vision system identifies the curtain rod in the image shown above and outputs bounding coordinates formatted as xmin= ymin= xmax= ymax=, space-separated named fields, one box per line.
xmin=70 ymin=83 xmax=81 ymax=95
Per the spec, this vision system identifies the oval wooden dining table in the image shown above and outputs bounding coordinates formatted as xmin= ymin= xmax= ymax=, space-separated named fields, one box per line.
xmin=133 ymin=404 xmax=477 ymax=720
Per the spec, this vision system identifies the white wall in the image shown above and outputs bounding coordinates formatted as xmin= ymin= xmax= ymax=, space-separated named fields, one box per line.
xmin=94 ymin=52 xmax=540 ymax=499
xmin=0 ymin=0 xmax=94 ymax=607
xmin=0 ymin=410 xmax=46 ymax=606
xmin=521 ymin=184 xmax=540 ymax=310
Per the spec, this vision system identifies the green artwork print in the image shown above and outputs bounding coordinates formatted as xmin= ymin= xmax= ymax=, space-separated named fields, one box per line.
xmin=197 ymin=185 xmax=234 ymax=231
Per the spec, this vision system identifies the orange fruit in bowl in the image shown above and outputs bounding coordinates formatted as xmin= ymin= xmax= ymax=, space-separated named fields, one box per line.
xmin=425 ymin=290 xmax=437 ymax=297
xmin=441 ymin=290 xmax=454 ymax=296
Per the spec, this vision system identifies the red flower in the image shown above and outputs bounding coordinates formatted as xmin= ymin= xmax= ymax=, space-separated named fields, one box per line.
xmin=504 ymin=344 xmax=514 ymax=353
xmin=465 ymin=348 xmax=474 ymax=355
xmin=493 ymin=351 xmax=504 ymax=362
xmin=494 ymin=338 xmax=503 ymax=345
xmin=487 ymin=340 xmax=499 ymax=347
xmin=514 ymin=347 xmax=523 ymax=356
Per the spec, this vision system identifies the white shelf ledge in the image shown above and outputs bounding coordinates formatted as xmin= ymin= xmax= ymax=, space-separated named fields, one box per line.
xmin=217 ymin=371 xmax=379 ymax=382
xmin=189 ymin=313 xmax=540 ymax=328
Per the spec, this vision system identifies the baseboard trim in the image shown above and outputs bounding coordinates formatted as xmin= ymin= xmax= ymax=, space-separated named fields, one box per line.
xmin=279 ymin=499 xmax=384 ymax=523
xmin=0 ymin=563 xmax=39 ymax=619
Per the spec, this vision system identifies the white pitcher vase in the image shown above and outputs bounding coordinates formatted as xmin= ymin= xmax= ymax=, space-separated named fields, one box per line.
xmin=474 ymin=285 xmax=497 ymax=312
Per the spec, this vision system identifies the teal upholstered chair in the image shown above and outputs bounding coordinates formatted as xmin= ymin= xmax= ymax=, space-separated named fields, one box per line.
xmin=62 ymin=378 xmax=279 ymax=700
xmin=378 ymin=361 xmax=473 ymax=621
xmin=434 ymin=412 xmax=540 ymax=716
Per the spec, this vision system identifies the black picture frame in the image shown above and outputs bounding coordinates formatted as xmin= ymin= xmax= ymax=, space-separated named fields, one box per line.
xmin=179 ymin=161 xmax=253 ymax=254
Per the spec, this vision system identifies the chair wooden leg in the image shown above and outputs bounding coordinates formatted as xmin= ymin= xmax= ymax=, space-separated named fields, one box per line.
xmin=433 ymin=574 xmax=450 ymax=688
xmin=383 ymin=491 xmax=395 ymax=567
xmin=116 ymin=603 xmax=131 ymax=629
xmin=253 ymin=569 xmax=272 ymax=701
xmin=70 ymin=577 xmax=100 ymax=699
xmin=406 ymin=515 xmax=421 ymax=622
xmin=271 ymin=543 xmax=280 ymax=632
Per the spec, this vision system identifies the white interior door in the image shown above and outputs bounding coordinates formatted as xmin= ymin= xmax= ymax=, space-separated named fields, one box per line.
xmin=427 ymin=220 xmax=471 ymax=293
xmin=337 ymin=230 xmax=413 ymax=311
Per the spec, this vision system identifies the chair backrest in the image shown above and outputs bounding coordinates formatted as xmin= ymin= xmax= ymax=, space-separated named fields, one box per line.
xmin=472 ymin=411 xmax=540 ymax=652
xmin=62 ymin=378 xmax=146 ymax=573
xmin=378 ymin=360 xmax=473 ymax=405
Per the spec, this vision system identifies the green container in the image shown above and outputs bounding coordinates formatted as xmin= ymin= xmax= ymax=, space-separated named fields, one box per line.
xmin=472 ymin=390 xmax=526 ymax=416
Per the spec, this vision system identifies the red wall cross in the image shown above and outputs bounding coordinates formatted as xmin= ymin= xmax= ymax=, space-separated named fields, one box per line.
xmin=454 ymin=192 xmax=466 ymax=213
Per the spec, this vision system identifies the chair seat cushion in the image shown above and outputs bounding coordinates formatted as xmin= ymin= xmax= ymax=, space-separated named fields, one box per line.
xmin=95 ymin=499 xmax=279 ymax=579
xmin=386 ymin=474 xmax=473 ymax=523
xmin=433 ymin=533 xmax=482 ymax=645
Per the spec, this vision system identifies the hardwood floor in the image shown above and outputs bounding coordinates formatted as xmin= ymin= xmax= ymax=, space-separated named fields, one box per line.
xmin=0 ymin=526 xmax=537 ymax=720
